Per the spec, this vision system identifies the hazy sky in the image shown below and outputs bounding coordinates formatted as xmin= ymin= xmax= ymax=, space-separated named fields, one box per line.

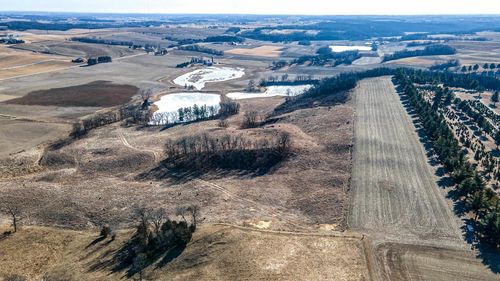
xmin=2 ymin=0 xmax=499 ymax=15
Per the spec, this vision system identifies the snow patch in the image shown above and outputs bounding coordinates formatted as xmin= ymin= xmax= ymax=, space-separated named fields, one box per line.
xmin=173 ymin=67 xmax=245 ymax=90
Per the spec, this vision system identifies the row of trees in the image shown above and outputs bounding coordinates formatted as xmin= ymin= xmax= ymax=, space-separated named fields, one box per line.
xmin=429 ymin=59 xmax=460 ymax=71
xmin=383 ymin=44 xmax=456 ymax=62
xmin=293 ymin=47 xmax=362 ymax=67
xmin=395 ymin=72 xmax=499 ymax=248
xmin=177 ymin=45 xmax=223 ymax=56
xmin=87 ymin=56 xmax=112 ymax=66
xmin=150 ymin=99 xmax=240 ymax=126
xmin=71 ymin=103 xmax=150 ymax=138
xmin=71 ymin=37 xmax=134 ymax=47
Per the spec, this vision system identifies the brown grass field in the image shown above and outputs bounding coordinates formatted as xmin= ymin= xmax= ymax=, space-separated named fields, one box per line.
xmin=1 ymin=26 xmax=500 ymax=280
xmin=6 ymin=81 xmax=139 ymax=107
xmin=0 ymin=225 xmax=368 ymax=281
xmin=0 ymin=46 xmax=74 ymax=80
xmin=226 ymin=45 xmax=283 ymax=57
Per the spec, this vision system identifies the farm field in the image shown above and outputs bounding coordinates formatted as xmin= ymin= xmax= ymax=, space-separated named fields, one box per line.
xmin=349 ymin=77 xmax=462 ymax=246
xmin=0 ymin=12 xmax=499 ymax=281
xmin=226 ymin=45 xmax=283 ymax=57
xmin=349 ymin=77 xmax=498 ymax=280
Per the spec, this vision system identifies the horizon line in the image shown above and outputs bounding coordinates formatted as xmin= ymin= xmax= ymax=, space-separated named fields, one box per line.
xmin=1 ymin=10 xmax=499 ymax=17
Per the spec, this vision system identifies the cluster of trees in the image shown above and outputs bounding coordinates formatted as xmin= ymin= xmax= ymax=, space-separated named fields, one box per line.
xmin=456 ymin=100 xmax=495 ymax=135
xmin=87 ymin=56 xmax=112 ymax=66
xmin=163 ymin=132 xmax=291 ymax=174
xmin=383 ymin=44 xmax=456 ymax=62
xmin=177 ymin=45 xmax=223 ymax=56
xmin=468 ymin=100 xmax=500 ymax=127
xmin=203 ymin=35 xmax=245 ymax=43
xmin=0 ymin=38 xmax=24 ymax=44
xmin=116 ymin=206 xmax=198 ymax=279
xmin=429 ymin=59 xmax=460 ymax=71
xmin=259 ymin=74 xmax=317 ymax=87
xmin=225 ymin=27 xmax=241 ymax=34
xmin=71 ymin=37 xmax=134 ymax=47
xmin=406 ymin=41 xmax=435 ymax=47
xmin=176 ymin=57 xmax=214 ymax=68
xmin=400 ymin=33 xmax=429 ymax=41
xmin=292 ymin=47 xmax=361 ymax=67
xmin=395 ymin=72 xmax=499 ymax=248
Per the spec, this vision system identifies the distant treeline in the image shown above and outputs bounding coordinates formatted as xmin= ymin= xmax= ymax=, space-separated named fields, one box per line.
xmin=177 ymin=45 xmax=223 ymax=56
xmin=0 ymin=38 xmax=25 ymax=44
xmin=429 ymin=59 xmax=460 ymax=71
xmin=406 ymin=41 xmax=435 ymax=47
xmin=71 ymin=37 xmax=134 ymax=47
xmin=176 ymin=57 xmax=213 ymax=68
xmin=259 ymin=74 xmax=318 ymax=87
xmin=293 ymin=47 xmax=362 ymax=67
xmin=165 ymin=35 xmax=244 ymax=46
xmin=239 ymin=18 xmax=500 ymax=42
xmin=276 ymin=66 xmax=500 ymax=113
xmin=401 ymin=33 xmax=488 ymax=42
xmin=382 ymin=44 xmax=456 ymax=62
xmin=1 ymin=20 xmax=167 ymax=31
xmin=272 ymin=47 xmax=362 ymax=69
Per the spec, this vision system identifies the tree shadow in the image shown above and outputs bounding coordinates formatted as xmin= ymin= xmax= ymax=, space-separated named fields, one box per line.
xmin=396 ymin=86 xmax=500 ymax=274
xmin=136 ymin=149 xmax=289 ymax=183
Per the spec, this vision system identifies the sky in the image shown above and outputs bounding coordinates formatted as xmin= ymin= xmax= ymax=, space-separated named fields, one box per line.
xmin=1 ymin=0 xmax=500 ymax=15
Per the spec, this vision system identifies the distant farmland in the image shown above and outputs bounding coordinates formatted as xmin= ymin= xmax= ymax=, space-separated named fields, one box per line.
xmin=6 ymin=81 xmax=138 ymax=107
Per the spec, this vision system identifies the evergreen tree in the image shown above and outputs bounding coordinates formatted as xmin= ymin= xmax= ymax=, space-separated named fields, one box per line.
xmin=492 ymin=91 xmax=499 ymax=106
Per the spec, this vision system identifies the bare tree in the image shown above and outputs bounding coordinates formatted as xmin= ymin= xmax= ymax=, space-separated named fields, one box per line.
xmin=187 ymin=205 xmax=200 ymax=227
xmin=139 ymin=88 xmax=152 ymax=108
xmin=3 ymin=204 xmax=22 ymax=233
xmin=242 ymin=111 xmax=259 ymax=128
xmin=175 ymin=206 xmax=188 ymax=223
xmin=218 ymin=117 xmax=229 ymax=128
xmin=150 ymin=208 xmax=168 ymax=233
xmin=246 ymin=80 xmax=256 ymax=92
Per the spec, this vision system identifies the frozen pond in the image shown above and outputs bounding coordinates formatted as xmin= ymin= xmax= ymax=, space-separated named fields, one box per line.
xmin=330 ymin=45 xmax=372 ymax=52
xmin=227 ymin=85 xmax=313 ymax=100
xmin=150 ymin=92 xmax=220 ymax=125
xmin=173 ymin=67 xmax=245 ymax=90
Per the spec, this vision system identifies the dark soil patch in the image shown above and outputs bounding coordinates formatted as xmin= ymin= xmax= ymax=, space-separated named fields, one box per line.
xmin=6 ymin=81 xmax=138 ymax=107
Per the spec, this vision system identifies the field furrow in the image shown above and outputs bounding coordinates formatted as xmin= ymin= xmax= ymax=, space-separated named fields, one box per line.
xmin=349 ymin=76 xmax=463 ymax=246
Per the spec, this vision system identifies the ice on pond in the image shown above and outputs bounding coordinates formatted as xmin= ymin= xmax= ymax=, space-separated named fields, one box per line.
xmin=173 ymin=67 xmax=245 ymax=90
xmin=329 ymin=45 xmax=372 ymax=52
xmin=227 ymin=85 xmax=313 ymax=100
xmin=150 ymin=92 xmax=221 ymax=125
